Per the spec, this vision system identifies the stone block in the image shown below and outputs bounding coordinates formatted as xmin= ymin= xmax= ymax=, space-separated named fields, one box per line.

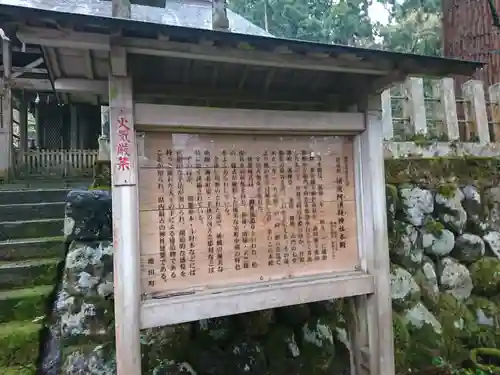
xmin=64 ymin=190 xmax=112 ymax=242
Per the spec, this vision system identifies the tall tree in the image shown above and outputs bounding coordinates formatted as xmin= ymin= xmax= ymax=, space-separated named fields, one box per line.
xmin=229 ymin=0 xmax=376 ymax=46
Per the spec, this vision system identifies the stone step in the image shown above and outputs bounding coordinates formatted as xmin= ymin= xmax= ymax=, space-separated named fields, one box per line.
xmin=0 ymin=189 xmax=69 ymax=205
xmin=0 ymin=285 xmax=53 ymax=324
xmin=0 ymin=237 xmax=65 ymax=261
xmin=0 ymin=202 xmax=65 ymax=222
xmin=0 ymin=218 xmax=64 ymax=241
xmin=0 ymin=258 xmax=60 ymax=291
xmin=0 ymin=321 xmax=41 ymax=368
xmin=0 ymin=365 xmax=36 ymax=375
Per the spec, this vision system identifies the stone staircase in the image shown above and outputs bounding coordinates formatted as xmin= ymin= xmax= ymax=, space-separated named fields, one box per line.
xmin=0 ymin=188 xmax=69 ymax=374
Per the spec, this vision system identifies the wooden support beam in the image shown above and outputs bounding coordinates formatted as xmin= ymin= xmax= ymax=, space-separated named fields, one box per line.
xmin=15 ymin=26 xmax=389 ymax=75
xmin=109 ymin=45 xmax=142 ymax=375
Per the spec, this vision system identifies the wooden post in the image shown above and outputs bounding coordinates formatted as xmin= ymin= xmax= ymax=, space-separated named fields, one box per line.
xmin=212 ymin=0 xmax=230 ymax=31
xmin=488 ymin=83 xmax=500 ymax=142
xmin=437 ymin=77 xmax=459 ymax=141
xmin=403 ymin=77 xmax=427 ymax=135
xmin=462 ymin=80 xmax=490 ymax=143
xmin=0 ymin=34 xmax=12 ymax=181
xmin=381 ymin=89 xmax=393 ymax=140
xmin=351 ymin=95 xmax=395 ymax=375
xmin=109 ymin=46 xmax=142 ymax=375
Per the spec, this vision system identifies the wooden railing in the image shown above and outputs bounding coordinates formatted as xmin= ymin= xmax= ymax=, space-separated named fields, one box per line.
xmin=382 ymin=76 xmax=500 ymax=159
xmin=14 ymin=149 xmax=98 ymax=178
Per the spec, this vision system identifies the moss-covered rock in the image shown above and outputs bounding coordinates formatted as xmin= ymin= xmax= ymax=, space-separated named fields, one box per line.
xmin=390 ymin=221 xmax=423 ymax=271
xmin=390 ymin=265 xmax=421 ymax=311
xmin=61 ymin=343 xmax=116 ymax=375
xmin=466 ymin=296 xmax=499 ymax=327
xmin=385 ymin=157 xmax=500 ymax=187
xmin=413 ymin=257 xmax=439 ymax=307
xmin=437 ymin=257 xmax=473 ymax=301
xmin=469 ymin=257 xmax=500 ymax=296
xmin=150 ymin=361 xmax=197 ymax=375
xmin=92 ymin=161 xmax=111 ymax=189
xmin=399 ymin=186 xmax=434 ymax=226
xmin=299 ymin=317 xmax=335 ymax=375
xmin=451 ymin=233 xmax=486 ymax=263
xmin=435 ymin=188 xmax=467 ymax=234
xmin=141 ymin=324 xmax=192 ymax=367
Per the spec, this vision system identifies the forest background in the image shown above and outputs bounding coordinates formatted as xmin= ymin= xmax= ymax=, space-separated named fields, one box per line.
xmin=229 ymin=0 xmax=441 ymax=56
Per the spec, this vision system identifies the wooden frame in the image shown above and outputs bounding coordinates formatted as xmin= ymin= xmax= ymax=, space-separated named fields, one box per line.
xmin=134 ymin=103 xmax=365 ymax=133
xmin=132 ymin=102 xmax=394 ymax=375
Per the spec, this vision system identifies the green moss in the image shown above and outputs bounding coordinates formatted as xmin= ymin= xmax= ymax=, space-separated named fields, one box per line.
xmin=385 ymin=157 xmax=500 ymax=188
xmin=423 ymin=217 xmax=445 ymax=237
xmin=264 ymin=326 xmax=302 ymax=374
xmin=0 ymin=321 xmax=41 ymax=367
xmin=405 ymin=323 xmax=443 ymax=370
xmin=0 ymin=258 xmax=60 ymax=291
xmin=469 ymin=257 xmax=500 ymax=297
xmin=0 ymin=285 xmax=52 ymax=323
xmin=392 ymin=312 xmax=410 ymax=373
xmin=0 ymin=365 xmax=36 ymax=375
xmin=92 ymin=160 xmax=111 ymax=188
xmin=437 ymin=182 xmax=458 ymax=199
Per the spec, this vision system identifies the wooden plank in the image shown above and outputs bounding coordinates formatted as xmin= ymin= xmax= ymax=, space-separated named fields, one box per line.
xmin=138 ymin=132 xmax=360 ymax=297
xmin=134 ymin=103 xmax=365 ymax=133
xmin=438 ymin=77 xmax=460 ymax=141
xmin=488 ymin=83 xmax=500 ymax=142
xmin=109 ymin=65 xmax=142 ymax=374
xmin=403 ymin=77 xmax=427 ymax=135
xmin=140 ymin=271 xmax=374 ymax=328
xmin=359 ymin=96 xmax=395 ymax=375
xmin=462 ymin=79 xmax=490 ymax=143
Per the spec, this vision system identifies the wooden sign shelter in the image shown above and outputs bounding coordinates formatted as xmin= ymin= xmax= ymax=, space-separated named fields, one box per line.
xmin=0 ymin=4 xmax=482 ymax=374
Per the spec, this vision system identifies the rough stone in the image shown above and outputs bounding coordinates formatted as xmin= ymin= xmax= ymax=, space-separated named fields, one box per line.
xmin=61 ymin=344 xmax=116 ymax=375
xmin=414 ymin=257 xmax=439 ymax=307
xmin=403 ymin=302 xmax=442 ymax=334
xmin=422 ymin=228 xmax=455 ymax=257
xmin=390 ymin=265 xmax=420 ymax=310
xmin=151 ymin=361 xmax=197 ymax=375
xmin=390 ymin=222 xmax=423 ymax=270
xmin=451 ymin=233 xmax=485 ymax=263
xmin=463 ymin=185 xmax=482 ymax=220
xmin=437 ymin=257 xmax=473 ymax=301
xmin=483 ymin=231 xmax=500 ymax=258
xmin=435 ymin=189 xmax=467 ymax=234
xmin=300 ymin=317 xmax=336 ymax=374
xmin=485 ymin=187 xmax=500 ymax=231
xmin=399 ymin=186 xmax=434 ymax=226
xmin=64 ymin=189 xmax=112 ymax=242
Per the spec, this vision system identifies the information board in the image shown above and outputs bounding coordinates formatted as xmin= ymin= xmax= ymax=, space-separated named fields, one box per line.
xmin=138 ymin=133 xmax=359 ymax=298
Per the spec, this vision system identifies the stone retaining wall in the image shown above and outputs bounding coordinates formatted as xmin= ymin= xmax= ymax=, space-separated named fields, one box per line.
xmin=39 ymin=158 xmax=500 ymax=374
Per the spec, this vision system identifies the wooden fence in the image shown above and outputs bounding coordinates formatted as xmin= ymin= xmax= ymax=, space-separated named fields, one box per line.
xmin=14 ymin=149 xmax=98 ymax=178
